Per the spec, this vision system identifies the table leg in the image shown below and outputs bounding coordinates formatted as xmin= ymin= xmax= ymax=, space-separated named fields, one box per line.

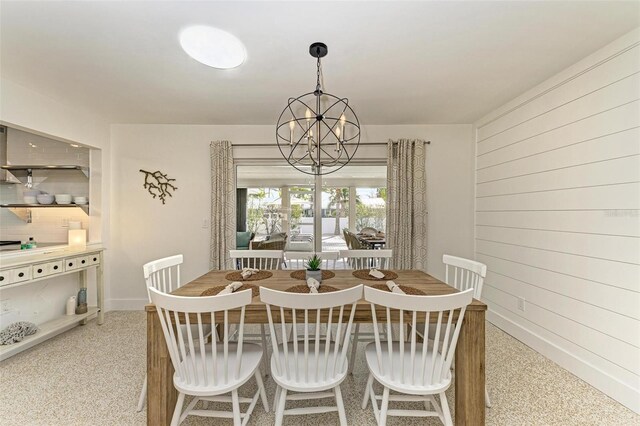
xmin=455 ymin=309 xmax=485 ymax=425
xmin=97 ymin=252 xmax=105 ymax=325
xmin=147 ymin=309 xmax=177 ymax=426
xmin=79 ymin=269 xmax=88 ymax=325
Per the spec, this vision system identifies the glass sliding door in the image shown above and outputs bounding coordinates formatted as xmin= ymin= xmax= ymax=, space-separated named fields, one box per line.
xmin=236 ymin=163 xmax=386 ymax=252
xmin=321 ymin=187 xmax=350 ymax=251
xmin=355 ymin=187 xmax=387 ymax=232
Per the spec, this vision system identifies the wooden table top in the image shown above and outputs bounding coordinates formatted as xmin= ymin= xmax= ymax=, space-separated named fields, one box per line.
xmin=145 ymin=270 xmax=486 ymax=318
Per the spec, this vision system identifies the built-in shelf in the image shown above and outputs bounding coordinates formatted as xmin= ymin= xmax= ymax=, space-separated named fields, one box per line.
xmin=0 ymin=203 xmax=88 ymax=208
xmin=0 ymin=204 xmax=89 ymax=222
xmin=1 ymin=165 xmax=89 ymax=181
xmin=0 ymin=306 xmax=99 ymax=361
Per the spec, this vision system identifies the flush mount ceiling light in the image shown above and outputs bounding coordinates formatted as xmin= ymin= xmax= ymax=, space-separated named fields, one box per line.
xmin=276 ymin=42 xmax=360 ymax=176
xmin=179 ymin=25 xmax=246 ymax=69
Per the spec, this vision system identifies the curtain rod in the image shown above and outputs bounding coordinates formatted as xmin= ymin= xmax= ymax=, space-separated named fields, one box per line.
xmin=231 ymin=141 xmax=431 ymax=147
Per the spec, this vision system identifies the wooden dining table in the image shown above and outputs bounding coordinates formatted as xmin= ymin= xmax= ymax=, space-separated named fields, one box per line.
xmin=146 ymin=269 xmax=487 ymax=425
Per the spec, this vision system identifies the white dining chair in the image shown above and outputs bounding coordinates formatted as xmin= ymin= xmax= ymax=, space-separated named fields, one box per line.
xmin=284 ymin=251 xmax=339 ymax=270
xmin=229 ymin=249 xmax=284 ymax=270
xmin=362 ymin=287 xmax=475 ymax=426
xmin=442 ymin=254 xmax=491 ymax=408
xmin=149 ymin=287 xmax=269 ymax=426
xmin=260 ymin=284 xmax=364 ymax=426
xmin=340 ymin=249 xmax=394 ymax=374
xmin=137 ymin=255 xmax=212 ymax=412
xmin=339 ymin=249 xmax=393 ymax=270
xmin=229 ymin=249 xmax=284 ymax=373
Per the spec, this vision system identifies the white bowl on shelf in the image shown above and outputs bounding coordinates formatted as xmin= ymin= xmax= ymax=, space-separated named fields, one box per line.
xmin=73 ymin=196 xmax=88 ymax=205
xmin=55 ymin=194 xmax=72 ymax=204
xmin=36 ymin=194 xmax=54 ymax=204
xmin=23 ymin=196 xmax=37 ymax=204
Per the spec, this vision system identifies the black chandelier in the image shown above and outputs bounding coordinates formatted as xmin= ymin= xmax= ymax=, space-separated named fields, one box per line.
xmin=276 ymin=42 xmax=361 ymax=176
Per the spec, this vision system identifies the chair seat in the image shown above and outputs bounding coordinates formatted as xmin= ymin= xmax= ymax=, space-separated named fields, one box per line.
xmin=270 ymin=341 xmax=348 ymax=393
xmin=173 ymin=342 xmax=263 ymax=396
xmin=364 ymin=341 xmax=452 ymax=395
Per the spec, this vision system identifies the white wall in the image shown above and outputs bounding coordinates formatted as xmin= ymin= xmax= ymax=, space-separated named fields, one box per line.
xmin=474 ymin=28 xmax=640 ymax=412
xmin=109 ymin=124 xmax=474 ymax=308
xmin=0 ymin=78 xmax=112 ymax=321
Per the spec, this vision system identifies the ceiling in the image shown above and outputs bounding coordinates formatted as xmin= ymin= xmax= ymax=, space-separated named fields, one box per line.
xmin=1 ymin=1 xmax=638 ymax=125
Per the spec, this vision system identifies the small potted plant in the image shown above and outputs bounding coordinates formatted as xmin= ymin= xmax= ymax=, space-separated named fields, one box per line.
xmin=305 ymin=254 xmax=323 ymax=283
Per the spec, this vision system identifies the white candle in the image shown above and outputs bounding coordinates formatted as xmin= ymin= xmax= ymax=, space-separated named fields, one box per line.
xmin=289 ymin=120 xmax=295 ymax=145
xmin=335 ymin=127 xmax=341 ymax=151
xmin=305 ymin=109 xmax=313 ymax=142
xmin=340 ymin=113 xmax=346 ymax=140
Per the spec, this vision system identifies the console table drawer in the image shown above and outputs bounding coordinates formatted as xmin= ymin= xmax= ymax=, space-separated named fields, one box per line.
xmin=11 ymin=266 xmax=32 ymax=284
xmin=32 ymin=261 xmax=62 ymax=278
xmin=88 ymin=253 xmax=100 ymax=266
xmin=0 ymin=270 xmax=12 ymax=286
xmin=64 ymin=256 xmax=88 ymax=271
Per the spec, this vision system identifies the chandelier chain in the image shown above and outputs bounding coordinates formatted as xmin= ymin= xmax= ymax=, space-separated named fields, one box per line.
xmin=316 ymin=56 xmax=322 ymax=93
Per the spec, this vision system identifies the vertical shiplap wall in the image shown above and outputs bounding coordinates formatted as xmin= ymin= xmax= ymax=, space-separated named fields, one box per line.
xmin=474 ymin=29 xmax=640 ymax=412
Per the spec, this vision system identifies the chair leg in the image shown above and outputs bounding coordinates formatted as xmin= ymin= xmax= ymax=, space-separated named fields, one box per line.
xmin=255 ymin=370 xmax=269 ymax=412
xmin=232 ymin=390 xmax=242 ymax=426
xmin=171 ymin=392 xmax=185 ymax=426
xmin=334 ymin=385 xmax=348 ymax=426
xmin=379 ymin=387 xmax=390 ymax=426
xmin=275 ymin=387 xmax=287 ymax=426
xmin=485 ymin=386 xmax=492 ymax=408
xmin=273 ymin=385 xmax=281 ymax=414
xmin=260 ymin=324 xmax=269 ymax=376
xmin=348 ymin=323 xmax=360 ymax=374
xmin=439 ymin=392 xmax=453 ymax=426
xmin=362 ymin=373 xmax=374 ymax=409
xmin=136 ymin=374 xmax=147 ymax=412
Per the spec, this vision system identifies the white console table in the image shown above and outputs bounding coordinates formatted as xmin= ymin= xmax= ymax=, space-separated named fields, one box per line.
xmin=0 ymin=245 xmax=105 ymax=361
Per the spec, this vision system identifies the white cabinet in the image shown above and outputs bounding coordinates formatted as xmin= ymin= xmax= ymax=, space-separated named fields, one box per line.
xmin=0 ymin=247 xmax=105 ymax=361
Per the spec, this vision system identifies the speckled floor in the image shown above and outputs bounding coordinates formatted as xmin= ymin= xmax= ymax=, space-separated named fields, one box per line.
xmin=0 ymin=311 xmax=637 ymax=425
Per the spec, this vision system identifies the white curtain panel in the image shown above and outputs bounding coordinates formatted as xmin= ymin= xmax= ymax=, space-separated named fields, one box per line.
xmin=210 ymin=140 xmax=236 ymax=270
xmin=386 ymin=139 xmax=428 ymax=270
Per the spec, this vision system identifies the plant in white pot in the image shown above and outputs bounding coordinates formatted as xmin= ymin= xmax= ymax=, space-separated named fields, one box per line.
xmin=305 ymin=254 xmax=323 ymax=283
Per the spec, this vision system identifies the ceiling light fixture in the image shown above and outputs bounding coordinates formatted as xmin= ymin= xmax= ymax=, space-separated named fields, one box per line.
xmin=276 ymin=42 xmax=360 ymax=176
xmin=179 ymin=25 xmax=246 ymax=69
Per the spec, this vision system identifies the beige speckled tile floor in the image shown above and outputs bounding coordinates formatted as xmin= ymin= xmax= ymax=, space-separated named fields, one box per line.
xmin=0 ymin=311 xmax=637 ymax=425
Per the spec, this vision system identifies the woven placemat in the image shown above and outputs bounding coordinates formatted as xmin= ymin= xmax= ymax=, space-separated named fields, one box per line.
xmin=201 ymin=284 xmax=260 ymax=298
xmin=352 ymin=269 xmax=399 ymax=281
xmin=289 ymin=270 xmax=336 ymax=280
xmin=285 ymin=284 xmax=340 ymax=294
xmin=371 ymin=284 xmax=425 ymax=295
xmin=225 ymin=270 xmax=273 ymax=281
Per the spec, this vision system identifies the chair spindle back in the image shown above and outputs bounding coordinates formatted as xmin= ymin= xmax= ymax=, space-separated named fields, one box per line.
xmin=143 ymin=255 xmax=183 ymax=302
xmin=443 ymin=255 xmax=487 ymax=299
xmin=284 ymin=251 xmax=339 ymax=270
xmin=229 ymin=249 xmax=284 ymax=270
xmin=149 ymin=287 xmax=252 ymax=388
xmin=364 ymin=287 xmax=474 ymax=388
xmin=339 ymin=249 xmax=393 ymax=270
xmin=260 ymin=285 xmax=363 ymax=385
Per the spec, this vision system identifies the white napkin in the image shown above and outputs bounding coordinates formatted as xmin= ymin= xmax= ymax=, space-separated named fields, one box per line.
xmin=386 ymin=280 xmax=405 ymax=294
xmin=369 ymin=268 xmax=385 ymax=279
xmin=219 ymin=281 xmax=243 ymax=295
xmin=306 ymin=277 xmax=320 ymax=293
xmin=241 ymin=267 xmax=259 ymax=279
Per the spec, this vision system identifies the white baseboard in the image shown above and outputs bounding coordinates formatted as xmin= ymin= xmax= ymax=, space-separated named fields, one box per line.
xmin=105 ymin=298 xmax=147 ymax=311
xmin=487 ymin=309 xmax=640 ymax=414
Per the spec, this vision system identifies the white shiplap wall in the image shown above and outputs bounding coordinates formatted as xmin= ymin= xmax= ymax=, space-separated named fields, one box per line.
xmin=474 ymin=28 xmax=640 ymax=412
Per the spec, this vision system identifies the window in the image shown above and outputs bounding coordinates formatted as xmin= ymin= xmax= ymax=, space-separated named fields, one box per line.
xmin=236 ymin=163 xmax=386 ymax=251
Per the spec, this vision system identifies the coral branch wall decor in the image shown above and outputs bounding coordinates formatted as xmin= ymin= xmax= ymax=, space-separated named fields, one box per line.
xmin=140 ymin=169 xmax=178 ymax=204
